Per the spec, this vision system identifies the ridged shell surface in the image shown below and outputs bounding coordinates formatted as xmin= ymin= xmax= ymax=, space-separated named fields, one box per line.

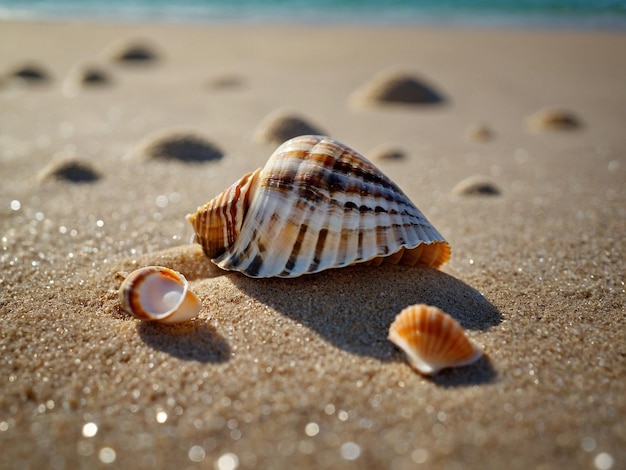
xmin=187 ymin=135 xmax=450 ymax=278
xmin=388 ymin=304 xmax=483 ymax=375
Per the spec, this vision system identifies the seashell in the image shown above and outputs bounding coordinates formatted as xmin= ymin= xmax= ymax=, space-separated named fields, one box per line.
xmin=388 ymin=304 xmax=483 ymax=376
xmin=4 ymin=62 xmax=51 ymax=86
xmin=63 ymin=63 xmax=113 ymax=97
xmin=368 ymin=144 xmax=407 ymax=162
xmin=130 ymin=128 xmax=224 ymax=163
xmin=526 ymin=108 xmax=582 ymax=132
xmin=38 ymin=157 xmax=102 ymax=184
xmin=118 ymin=266 xmax=201 ymax=323
xmin=351 ymin=70 xmax=445 ymax=107
xmin=106 ymin=38 xmax=160 ymax=64
xmin=187 ymin=135 xmax=450 ymax=278
xmin=254 ymin=109 xmax=327 ymax=145
xmin=452 ymin=175 xmax=501 ymax=197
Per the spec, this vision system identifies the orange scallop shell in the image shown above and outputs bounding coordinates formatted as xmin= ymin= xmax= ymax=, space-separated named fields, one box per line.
xmin=388 ymin=304 xmax=483 ymax=375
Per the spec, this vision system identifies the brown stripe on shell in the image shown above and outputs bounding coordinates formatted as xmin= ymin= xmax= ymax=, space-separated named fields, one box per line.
xmin=245 ymin=253 xmax=265 ymax=278
xmin=186 ymin=168 xmax=260 ymax=259
xmin=283 ymin=222 xmax=309 ymax=274
xmin=261 ymin=145 xmax=414 ymax=222
xmin=125 ymin=268 xmax=152 ymax=320
xmin=308 ymin=227 xmax=329 ymax=272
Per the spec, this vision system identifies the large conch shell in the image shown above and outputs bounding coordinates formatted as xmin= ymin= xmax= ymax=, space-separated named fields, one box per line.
xmin=118 ymin=266 xmax=201 ymax=323
xmin=388 ymin=304 xmax=483 ymax=375
xmin=187 ymin=135 xmax=450 ymax=278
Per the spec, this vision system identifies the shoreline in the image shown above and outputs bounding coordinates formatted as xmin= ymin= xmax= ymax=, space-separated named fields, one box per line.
xmin=2 ymin=8 xmax=626 ymax=31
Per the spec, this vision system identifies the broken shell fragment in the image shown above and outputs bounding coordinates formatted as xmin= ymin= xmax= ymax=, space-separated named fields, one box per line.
xmin=388 ymin=304 xmax=483 ymax=375
xmin=118 ymin=266 xmax=201 ymax=323
xmin=187 ymin=135 xmax=450 ymax=278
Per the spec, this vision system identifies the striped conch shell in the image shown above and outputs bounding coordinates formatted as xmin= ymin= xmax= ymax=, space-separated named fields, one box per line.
xmin=186 ymin=135 xmax=450 ymax=278
xmin=388 ymin=304 xmax=483 ymax=375
xmin=118 ymin=266 xmax=201 ymax=323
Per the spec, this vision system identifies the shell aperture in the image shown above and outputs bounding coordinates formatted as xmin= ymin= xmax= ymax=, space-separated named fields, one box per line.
xmin=118 ymin=266 xmax=201 ymax=323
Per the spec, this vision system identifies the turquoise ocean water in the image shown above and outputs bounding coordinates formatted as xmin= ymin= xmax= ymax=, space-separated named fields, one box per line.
xmin=1 ymin=0 xmax=626 ymax=28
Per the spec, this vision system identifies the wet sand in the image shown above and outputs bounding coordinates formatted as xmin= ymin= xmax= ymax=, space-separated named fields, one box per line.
xmin=0 ymin=21 xmax=625 ymax=470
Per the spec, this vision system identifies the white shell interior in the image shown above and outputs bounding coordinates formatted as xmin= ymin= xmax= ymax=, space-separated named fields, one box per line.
xmin=138 ymin=273 xmax=186 ymax=319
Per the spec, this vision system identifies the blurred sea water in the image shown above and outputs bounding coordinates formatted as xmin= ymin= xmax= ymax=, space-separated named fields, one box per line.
xmin=1 ymin=0 xmax=626 ymax=28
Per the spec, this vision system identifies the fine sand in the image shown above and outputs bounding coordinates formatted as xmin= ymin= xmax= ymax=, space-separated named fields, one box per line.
xmin=1 ymin=21 xmax=625 ymax=470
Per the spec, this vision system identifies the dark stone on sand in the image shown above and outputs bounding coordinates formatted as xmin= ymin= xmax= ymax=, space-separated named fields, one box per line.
xmin=255 ymin=109 xmax=327 ymax=144
xmin=39 ymin=158 xmax=102 ymax=184
xmin=134 ymin=130 xmax=224 ymax=163
xmin=352 ymin=70 xmax=445 ymax=107
xmin=452 ymin=176 xmax=501 ymax=197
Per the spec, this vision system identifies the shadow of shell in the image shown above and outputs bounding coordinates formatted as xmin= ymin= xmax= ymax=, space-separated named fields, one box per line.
xmin=430 ymin=353 xmax=497 ymax=387
xmin=137 ymin=321 xmax=230 ymax=363
xmin=229 ymin=264 xmax=501 ymax=361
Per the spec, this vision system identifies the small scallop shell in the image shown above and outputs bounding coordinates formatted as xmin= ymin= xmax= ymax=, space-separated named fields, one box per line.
xmin=187 ymin=135 xmax=450 ymax=278
xmin=388 ymin=304 xmax=483 ymax=375
xmin=118 ymin=266 xmax=201 ymax=323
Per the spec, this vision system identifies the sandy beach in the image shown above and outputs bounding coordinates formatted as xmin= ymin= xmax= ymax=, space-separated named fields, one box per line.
xmin=1 ymin=20 xmax=625 ymax=469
